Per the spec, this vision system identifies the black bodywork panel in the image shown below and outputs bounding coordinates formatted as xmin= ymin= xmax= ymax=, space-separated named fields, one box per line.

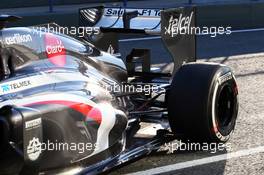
xmin=0 ymin=6 xmax=196 ymax=175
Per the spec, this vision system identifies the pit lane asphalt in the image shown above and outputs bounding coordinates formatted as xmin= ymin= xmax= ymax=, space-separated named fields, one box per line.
xmin=109 ymin=30 xmax=264 ymax=175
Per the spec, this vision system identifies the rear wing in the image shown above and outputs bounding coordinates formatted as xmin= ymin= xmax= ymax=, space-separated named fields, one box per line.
xmin=79 ymin=6 xmax=161 ymax=34
xmin=0 ymin=15 xmax=21 ymax=29
xmin=79 ymin=6 xmax=196 ymax=73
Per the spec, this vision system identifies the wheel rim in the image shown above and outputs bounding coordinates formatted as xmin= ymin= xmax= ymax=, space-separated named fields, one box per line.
xmin=216 ymin=85 xmax=235 ymax=129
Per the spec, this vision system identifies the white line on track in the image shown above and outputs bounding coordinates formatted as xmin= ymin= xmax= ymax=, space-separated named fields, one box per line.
xmin=127 ymin=146 xmax=264 ymax=175
xmin=119 ymin=28 xmax=264 ymax=42
xmin=119 ymin=36 xmax=161 ymax=42
xmin=231 ymin=28 xmax=264 ymax=33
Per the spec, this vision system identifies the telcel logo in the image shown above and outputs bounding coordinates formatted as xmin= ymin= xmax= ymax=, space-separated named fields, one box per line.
xmin=165 ymin=12 xmax=193 ymax=37
xmin=45 ymin=33 xmax=66 ymax=67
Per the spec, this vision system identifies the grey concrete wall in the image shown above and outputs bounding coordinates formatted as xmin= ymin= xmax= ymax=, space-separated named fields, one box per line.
xmin=0 ymin=0 xmax=118 ymax=9
xmin=192 ymin=0 xmax=257 ymax=3
xmin=196 ymin=2 xmax=264 ymax=29
xmin=1 ymin=0 xmax=261 ymax=9
xmin=3 ymin=1 xmax=264 ymax=30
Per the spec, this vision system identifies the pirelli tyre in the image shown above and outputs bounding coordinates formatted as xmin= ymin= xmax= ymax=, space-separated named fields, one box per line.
xmin=167 ymin=63 xmax=238 ymax=143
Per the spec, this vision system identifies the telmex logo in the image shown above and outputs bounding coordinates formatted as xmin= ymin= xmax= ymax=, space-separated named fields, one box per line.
xmin=1 ymin=84 xmax=10 ymax=92
xmin=1 ymin=80 xmax=31 ymax=93
xmin=165 ymin=12 xmax=193 ymax=37
xmin=45 ymin=33 xmax=66 ymax=67
xmin=5 ymin=34 xmax=33 ymax=45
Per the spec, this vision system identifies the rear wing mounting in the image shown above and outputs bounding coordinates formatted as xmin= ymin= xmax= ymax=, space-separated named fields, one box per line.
xmin=79 ymin=6 xmax=196 ymax=74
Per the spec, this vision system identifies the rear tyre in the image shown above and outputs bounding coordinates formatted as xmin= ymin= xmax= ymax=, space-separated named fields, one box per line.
xmin=167 ymin=63 xmax=238 ymax=143
xmin=0 ymin=117 xmax=9 ymax=152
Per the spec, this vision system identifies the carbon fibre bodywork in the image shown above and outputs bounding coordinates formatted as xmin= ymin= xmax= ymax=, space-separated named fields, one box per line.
xmin=0 ymin=6 xmax=196 ymax=174
xmin=0 ymin=26 xmax=131 ymax=174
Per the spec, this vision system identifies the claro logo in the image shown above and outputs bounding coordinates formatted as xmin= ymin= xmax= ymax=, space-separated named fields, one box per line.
xmin=45 ymin=33 xmax=66 ymax=67
xmin=46 ymin=40 xmax=64 ymax=55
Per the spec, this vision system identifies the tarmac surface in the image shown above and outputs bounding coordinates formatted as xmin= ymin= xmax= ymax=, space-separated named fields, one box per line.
xmin=109 ymin=30 xmax=264 ymax=174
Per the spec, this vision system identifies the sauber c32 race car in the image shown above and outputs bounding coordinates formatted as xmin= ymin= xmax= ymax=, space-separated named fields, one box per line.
xmin=0 ymin=6 xmax=238 ymax=175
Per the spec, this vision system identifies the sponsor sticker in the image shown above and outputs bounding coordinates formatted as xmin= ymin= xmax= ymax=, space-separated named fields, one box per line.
xmin=0 ymin=80 xmax=31 ymax=93
xmin=165 ymin=12 xmax=193 ymax=37
xmin=25 ymin=118 xmax=42 ymax=130
xmin=104 ymin=8 xmax=160 ymax=17
xmin=27 ymin=137 xmax=42 ymax=161
xmin=45 ymin=33 xmax=66 ymax=67
xmin=1 ymin=84 xmax=10 ymax=92
xmin=5 ymin=33 xmax=32 ymax=45
xmin=24 ymin=117 xmax=43 ymax=162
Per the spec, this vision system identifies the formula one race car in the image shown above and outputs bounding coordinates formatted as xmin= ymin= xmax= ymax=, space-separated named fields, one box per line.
xmin=0 ymin=6 xmax=238 ymax=175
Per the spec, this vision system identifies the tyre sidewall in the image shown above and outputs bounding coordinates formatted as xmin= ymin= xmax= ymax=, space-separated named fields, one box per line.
xmin=207 ymin=67 xmax=238 ymax=142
